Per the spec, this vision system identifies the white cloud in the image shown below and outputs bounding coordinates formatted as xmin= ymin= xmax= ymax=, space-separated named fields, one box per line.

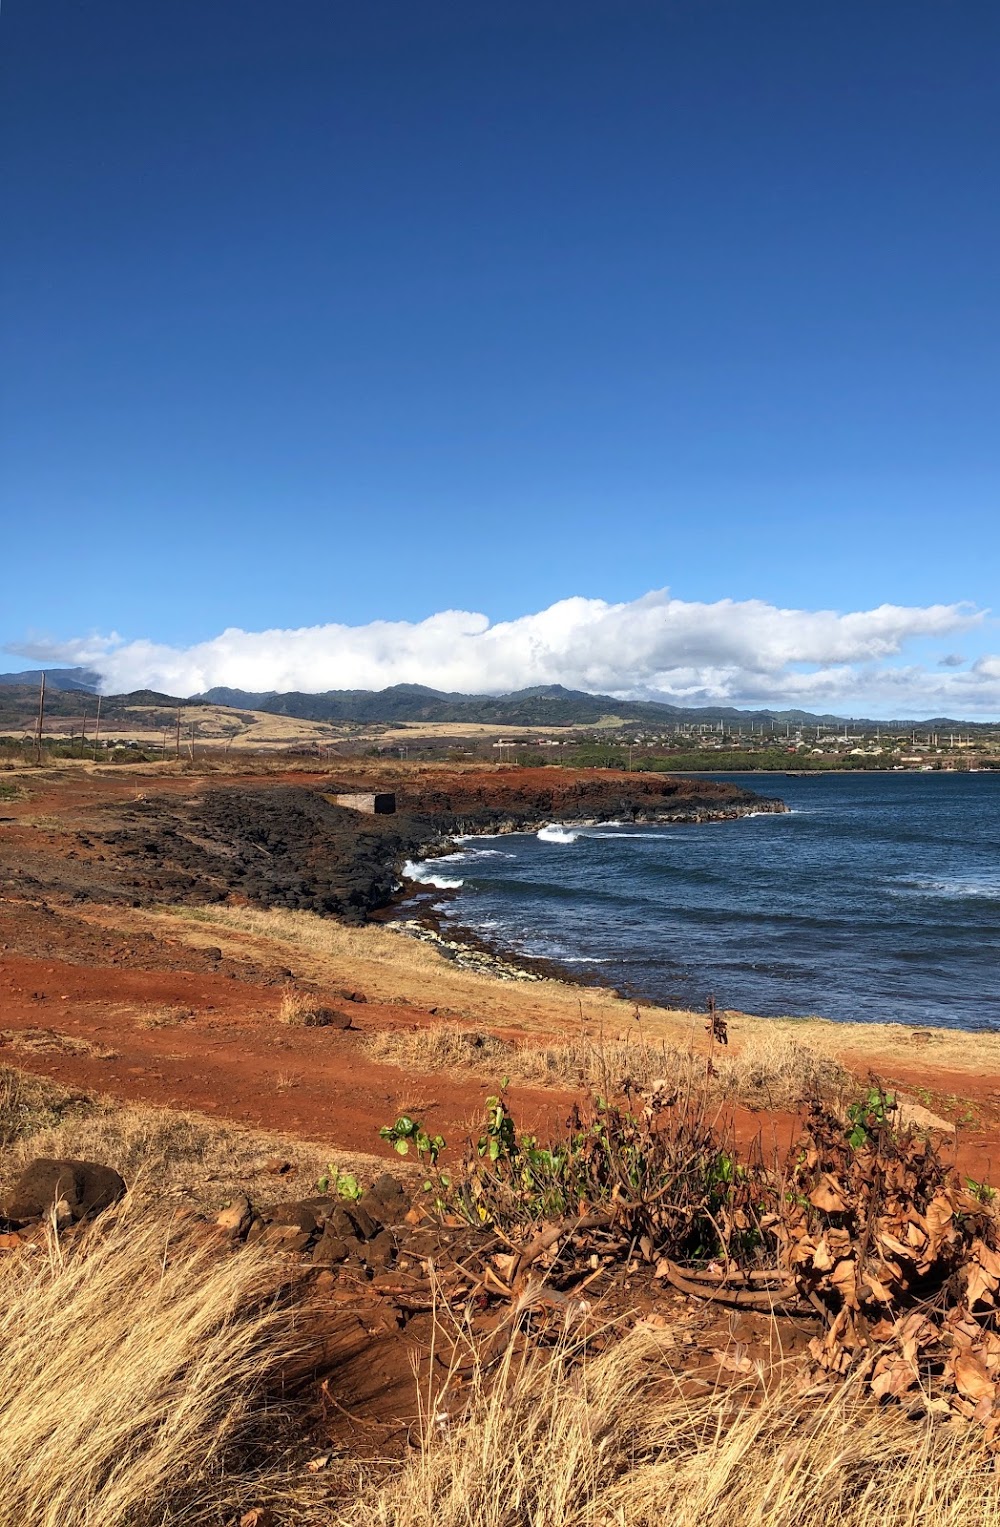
xmin=8 ymin=589 xmax=997 ymax=716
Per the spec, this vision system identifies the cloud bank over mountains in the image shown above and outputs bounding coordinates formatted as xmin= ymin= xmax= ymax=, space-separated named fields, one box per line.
xmin=8 ymin=590 xmax=998 ymax=716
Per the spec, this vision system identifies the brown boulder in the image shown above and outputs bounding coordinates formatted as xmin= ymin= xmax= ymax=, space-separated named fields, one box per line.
xmin=361 ymin=1173 xmax=410 ymax=1225
xmin=5 ymin=1159 xmax=126 ymax=1225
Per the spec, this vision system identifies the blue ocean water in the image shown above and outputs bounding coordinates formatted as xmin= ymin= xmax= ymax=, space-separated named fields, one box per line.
xmin=405 ymin=773 xmax=1000 ymax=1030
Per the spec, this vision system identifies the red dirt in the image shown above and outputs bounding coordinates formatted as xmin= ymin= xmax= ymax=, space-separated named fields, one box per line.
xmin=2 ymin=763 xmax=999 ymax=1179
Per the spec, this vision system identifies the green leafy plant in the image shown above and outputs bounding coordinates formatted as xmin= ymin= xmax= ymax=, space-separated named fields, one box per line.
xmin=379 ymin=1115 xmax=445 ymax=1167
xmin=442 ymin=1085 xmax=763 ymax=1265
xmin=845 ymin=1086 xmax=896 ymax=1149
xmin=316 ymin=1164 xmax=362 ymax=1200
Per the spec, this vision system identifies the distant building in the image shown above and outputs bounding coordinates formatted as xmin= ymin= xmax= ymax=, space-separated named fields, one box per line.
xmin=326 ymin=791 xmax=396 ymax=815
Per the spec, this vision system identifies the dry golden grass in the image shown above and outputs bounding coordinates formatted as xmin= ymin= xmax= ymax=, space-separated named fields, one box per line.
xmin=0 ymin=1065 xmax=66 ymax=1149
xmin=0 ymin=1064 xmax=387 ymax=1214
xmin=0 ymin=1026 xmax=119 ymax=1060
xmin=363 ymin=1024 xmax=849 ymax=1110
xmin=130 ymin=1002 xmax=197 ymax=1029
xmin=141 ymin=900 xmax=1000 ymax=1086
xmin=343 ymin=1323 xmax=1000 ymax=1527
xmin=277 ymin=987 xmax=338 ymax=1026
xmin=0 ymin=1206 xmax=302 ymax=1527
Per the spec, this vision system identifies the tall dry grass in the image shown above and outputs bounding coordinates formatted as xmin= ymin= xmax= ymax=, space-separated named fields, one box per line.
xmin=364 ymin=1025 xmax=849 ymax=1110
xmin=0 ymin=1206 xmax=302 ymax=1527
xmin=343 ymin=1323 xmax=1000 ymax=1527
xmin=0 ymin=1066 xmax=65 ymax=1149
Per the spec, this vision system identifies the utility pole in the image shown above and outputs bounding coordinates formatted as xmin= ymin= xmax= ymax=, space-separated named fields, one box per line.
xmin=34 ymin=673 xmax=46 ymax=764
xmin=92 ymin=694 xmax=102 ymax=761
xmin=80 ymin=707 xmax=88 ymax=757
xmin=175 ymin=709 xmax=182 ymax=759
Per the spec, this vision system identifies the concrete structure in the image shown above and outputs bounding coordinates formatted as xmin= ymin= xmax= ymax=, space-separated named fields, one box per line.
xmin=326 ymin=791 xmax=396 ymax=815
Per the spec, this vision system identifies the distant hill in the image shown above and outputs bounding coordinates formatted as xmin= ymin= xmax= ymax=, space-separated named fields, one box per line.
xmin=1 ymin=670 xmax=991 ymax=731
xmin=0 ymin=667 xmax=99 ymax=692
xmin=194 ymin=682 xmax=874 ymax=729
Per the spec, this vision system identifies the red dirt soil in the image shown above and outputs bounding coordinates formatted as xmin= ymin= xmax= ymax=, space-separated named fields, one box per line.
xmin=2 ymin=763 xmax=999 ymax=1181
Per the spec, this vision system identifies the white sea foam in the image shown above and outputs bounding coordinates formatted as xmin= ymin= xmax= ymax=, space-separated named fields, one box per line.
xmin=537 ymin=824 xmax=581 ymax=843
xmin=433 ymin=847 xmax=511 ymax=863
xmin=889 ymin=875 xmax=1000 ymax=901
xmin=587 ymin=829 xmax=667 ymax=839
xmin=402 ymin=859 xmax=464 ymax=889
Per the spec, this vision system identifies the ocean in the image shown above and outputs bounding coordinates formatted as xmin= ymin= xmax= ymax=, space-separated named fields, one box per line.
xmin=403 ymin=771 xmax=1000 ymax=1030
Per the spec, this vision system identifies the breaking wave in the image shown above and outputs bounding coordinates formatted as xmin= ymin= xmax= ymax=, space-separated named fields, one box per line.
xmin=537 ymin=824 xmax=581 ymax=844
xmin=402 ymin=860 xmax=464 ymax=890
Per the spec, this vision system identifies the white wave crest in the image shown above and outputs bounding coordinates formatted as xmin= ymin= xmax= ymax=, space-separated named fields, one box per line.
xmin=537 ymin=824 xmax=582 ymax=844
xmin=889 ymin=875 xmax=1000 ymax=901
xmin=402 ymin=859 xmax=464 ymax=889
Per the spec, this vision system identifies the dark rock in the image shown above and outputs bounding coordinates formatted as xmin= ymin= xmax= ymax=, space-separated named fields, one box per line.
xmin=365 ymin=1228 xmax=396 ymax=1270
xmin=311 ymin=1229 xmax=350 ymax=1265
xmin=344 ymin=1201 xmax=382 ymax=1240
xmin=5 ymin=1159 xmax=126 ymax=1225
xmin=264 ymin=1199 xmax=328 ymax=1234
xmin=301 ymin=1007 xmax=352 ymax=1029
xmin=361 ymin=1174 xmax=410 ymax=1225
xmin=257 ymin=1223 xmax=313 ymax=1253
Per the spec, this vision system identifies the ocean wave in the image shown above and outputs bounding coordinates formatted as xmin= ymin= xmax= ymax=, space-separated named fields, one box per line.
xmin=888 ymin=875 xmax=1000 ymax=902
xmin=537 ymin=824 xmax=581 ymax=843
xmin=586 ymin=829 xmax=667 ymax=839
xmin=402 ymin=860 xmax=464 ymax=890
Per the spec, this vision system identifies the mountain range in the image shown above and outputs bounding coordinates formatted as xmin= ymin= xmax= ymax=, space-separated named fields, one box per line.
xmin=0 ymin=667 xmax=990 ymax=730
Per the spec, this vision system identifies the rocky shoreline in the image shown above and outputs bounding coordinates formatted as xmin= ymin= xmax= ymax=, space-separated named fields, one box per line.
xmin=384 ymin=792 xmax=789 ymax=993
xmin=0 ymin=766 xmax=786 ymax=938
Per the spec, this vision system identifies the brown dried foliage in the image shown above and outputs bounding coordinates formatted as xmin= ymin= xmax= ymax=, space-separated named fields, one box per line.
xmin=776 ymin=1097 xmax=1000 ymax=1430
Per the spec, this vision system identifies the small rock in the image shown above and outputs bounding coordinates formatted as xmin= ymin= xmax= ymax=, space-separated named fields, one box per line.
xmin=263 ymin=1197 xmax=335 ymax=1234
xmin=302 ymin=1006 xmax=352 ymax=1029
xmin=362 ymin=1173 xmax=410 ymax=1225
xmin=257 ymin=1224 xmax=313 ymax=1253
xmin=311 ymin=1230 xmax=350 ymax=1265
xmin=365 ymin=1228 xmax=396 ymax=1270
xmin=263 ymin=1158 xmax=293 ymax=1176
xmin=344 ymin=1201 xmax=382 ymax=1241
xmin=215 ymin=1194 xmax=253 ymax=1237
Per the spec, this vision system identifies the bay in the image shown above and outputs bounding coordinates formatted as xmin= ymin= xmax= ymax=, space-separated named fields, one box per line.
xmin=406 ymin=772 xmax=1000 ymax=1030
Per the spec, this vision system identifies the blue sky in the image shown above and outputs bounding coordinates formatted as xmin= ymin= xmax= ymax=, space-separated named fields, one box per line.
xmin=2 ymin=1 xmax=998 ymax=713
